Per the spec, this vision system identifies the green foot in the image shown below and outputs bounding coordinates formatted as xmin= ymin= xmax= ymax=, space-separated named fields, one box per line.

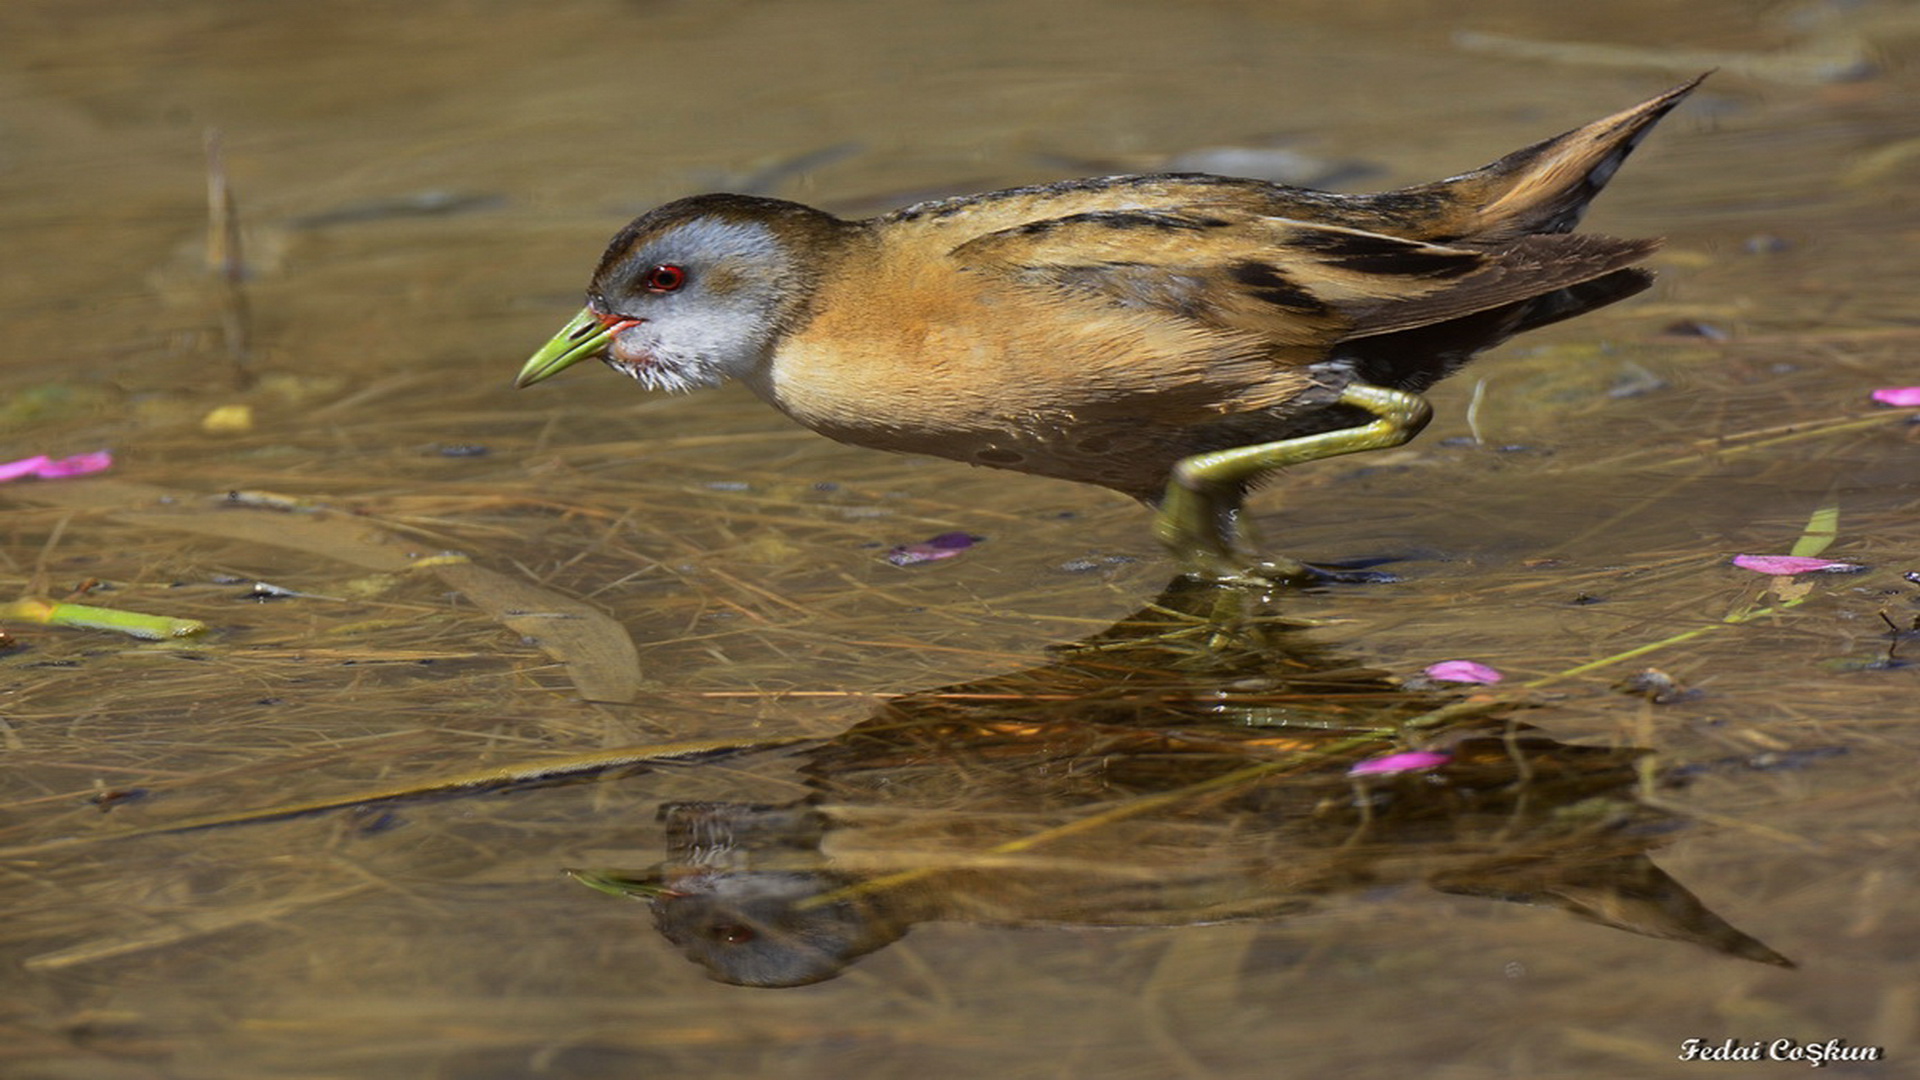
xmin=1153 ymin=381 xmax=1433 ymax=582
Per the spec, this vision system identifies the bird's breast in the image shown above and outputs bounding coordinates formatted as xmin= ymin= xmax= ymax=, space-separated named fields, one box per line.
xmin=737 ymin=258 xmax=1316 ymax=496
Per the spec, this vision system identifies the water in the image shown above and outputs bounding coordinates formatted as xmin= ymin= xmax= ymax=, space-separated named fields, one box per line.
xmin=2 ymin=1 xmax=1916 ymax=1076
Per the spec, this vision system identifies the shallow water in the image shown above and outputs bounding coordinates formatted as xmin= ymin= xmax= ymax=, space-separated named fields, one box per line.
xmin=2 ymin=1 xmax=1916 ymax=1077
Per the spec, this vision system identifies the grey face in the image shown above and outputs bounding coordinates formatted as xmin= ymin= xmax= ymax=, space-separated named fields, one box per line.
xmin=590 ymin=215 xmax=795 ymax=394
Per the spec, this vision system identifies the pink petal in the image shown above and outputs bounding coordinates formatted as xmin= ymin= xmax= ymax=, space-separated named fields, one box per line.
xmin=1424 ymin=660 xmax=1504 ymax=684
xmin=1731 ymin=554 xmax=1864 ymax=575
xmin=0 ymin=455 xmax=52 ymax=482
xmin=33 ymin=450 xmax=113 ymax=478
xmin=885 ymin=531 xmax=982 ymax=567
xmin=1349 ymin=750 xmax=1452 ymax=777
xmin=886 ymin=544 xmax=964 ymax=567
xmin=1870 ymin=386 xmax=1920 ymax=407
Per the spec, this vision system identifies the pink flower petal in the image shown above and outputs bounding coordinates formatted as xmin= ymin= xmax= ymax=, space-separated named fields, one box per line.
xmin=1349 ymin=750 xmax=1452 ymax=777
xmin=33 ymin=450 xmax=113 ymax=478
xmin=1871 ymin=386 xmax=1920 ymax=407
xmin=885 ymin=531 xmax=982 ymax=567
xmin=1731 ymin=554 xmax=1864 ymax=575
xmin=886 ymin=544 xmax=964 ymax=567
xmin=0 ymin=455 xmax=52 ymax=482
xmin=1424 ymin=660 xmax=1504 ymax=684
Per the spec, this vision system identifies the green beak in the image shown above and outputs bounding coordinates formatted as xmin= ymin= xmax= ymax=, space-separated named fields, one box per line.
xmin=516 ymin=307 xmax=613 ymax=388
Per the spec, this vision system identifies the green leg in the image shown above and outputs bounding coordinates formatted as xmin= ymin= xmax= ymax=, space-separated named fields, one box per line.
xmin=1154 ymin=382 xmax=1434 ymax=581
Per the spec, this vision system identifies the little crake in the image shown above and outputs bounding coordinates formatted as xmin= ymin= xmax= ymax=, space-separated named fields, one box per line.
xmin=519 ymin=78 xmax=1704 ymax=580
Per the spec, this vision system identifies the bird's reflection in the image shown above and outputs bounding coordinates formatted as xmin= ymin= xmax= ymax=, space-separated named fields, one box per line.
xmin=575 ymin=577 xmax=1790 ymax=987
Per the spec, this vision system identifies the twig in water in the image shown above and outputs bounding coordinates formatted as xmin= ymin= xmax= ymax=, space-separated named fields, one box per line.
xmin=204 ymin=127 xmax=254 ymax=389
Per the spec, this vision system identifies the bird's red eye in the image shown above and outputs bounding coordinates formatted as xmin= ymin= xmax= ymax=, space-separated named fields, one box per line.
xmin=644 ymin=264 xmax=687 ymax=292
xmin=708 ymin=923 xmax=756 ymax=945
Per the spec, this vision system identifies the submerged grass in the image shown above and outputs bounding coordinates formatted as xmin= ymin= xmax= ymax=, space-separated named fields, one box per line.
xmin=3 ymin=301 xmax=1912 ymax=896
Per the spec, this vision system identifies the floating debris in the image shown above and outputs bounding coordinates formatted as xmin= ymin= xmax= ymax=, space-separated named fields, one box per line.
xmin=1348 ymin=750 xmax=1451 ymax=777
xmin=1660 ymin=319 xmax=1730 ymax=342
xmin=200 ymin=404 xmax=255 ymax=435
xmin=1058 ymin=553 xmax=1140 ymax=574
xmin=1424 ymin=660 xmax=1504 ymax=684
xmin=222 ymin=489 xmax=319 ymax=512
xmin=88 ymin=787 xmax=151 ymax=812
xmin=0 ymin=598 xmax=206 ymax=640
xmin=1731 ymin=554 xmax=1865 ymax=575
xmin=885 ymin=531 xmax=982 ymax=567
xmin=1616 ymin=668 xmax=1696 ymax=704
xmin=0 ymin=451 xmax=112 ymax=482
xmin=1608 ymin=360 xmax=1673 ymax=398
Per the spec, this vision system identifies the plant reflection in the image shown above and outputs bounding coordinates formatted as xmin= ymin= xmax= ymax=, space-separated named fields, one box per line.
xmin=573 ymin=577 xmax=1791 ymax=987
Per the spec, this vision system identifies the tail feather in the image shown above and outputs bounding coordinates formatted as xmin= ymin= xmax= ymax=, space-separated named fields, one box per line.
xmin=1341 ymin=266 xmax=1654 ymax=393
xmin=1403 ymin=74 xmax=1707 ymax=241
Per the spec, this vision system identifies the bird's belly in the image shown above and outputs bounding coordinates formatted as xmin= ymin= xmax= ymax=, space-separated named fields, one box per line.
xmin=750 ymin=317 xmax=1322 ymax=500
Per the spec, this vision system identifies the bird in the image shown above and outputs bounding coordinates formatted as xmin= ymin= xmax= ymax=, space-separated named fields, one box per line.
xmin=517 ymin=76 xmax=1704 ymax=581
